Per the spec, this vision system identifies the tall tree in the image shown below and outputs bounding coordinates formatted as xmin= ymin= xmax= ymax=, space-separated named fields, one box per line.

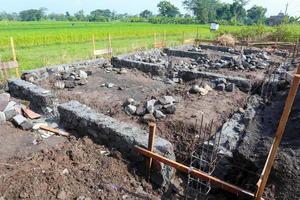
xmin=74 ymin=10 xmax=86 ymax=21
xmin=140 ymin=10 xmax=153 ymax=19
xmin=247 ymin=5 xmax=267 ymax=25
xmin=157 ymin=1 xmax=180 ymax=17
xmin=183 ymin=0 xmax=219 ymax=23
xmin=230 ymin=0 xmax=247 ymax=24
xmin=89 ymin=9 xmax=112 ymax=22
xmin=19 ymin=8 xmax=45 ymax=21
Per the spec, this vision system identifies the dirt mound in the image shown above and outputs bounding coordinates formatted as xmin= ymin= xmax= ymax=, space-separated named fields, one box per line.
xmin=0 ymin=137 xmax=160 ymax=200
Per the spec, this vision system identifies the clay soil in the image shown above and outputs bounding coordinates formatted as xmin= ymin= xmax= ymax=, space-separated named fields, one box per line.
xmin=0 ymin=123 xmax=65 ymax=162
xmin=0 ymin=136 xmax=161 ymax=200
xmin=39 ymin=67 xmax=249 ymax=164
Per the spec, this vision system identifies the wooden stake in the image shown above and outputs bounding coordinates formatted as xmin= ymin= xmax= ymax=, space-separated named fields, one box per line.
xmin=10 ymin=37 xmax=19 ymax=78
xmin=255 ymin=66 xmax=300 ymax=200
xmin=147 ymin=122 xmax=156 ymax=182
xmin=154 ymin=33 xmax=157 ymax=48
xmin=92 ymin=35 xmax=96 ymax=59
xmin=108 ymin=34 xmax=113 ymax=57
xmin=135 ymin=146 xmax=257 ymax=199
xmin=182 ymin=31 xmax=185 ymax=45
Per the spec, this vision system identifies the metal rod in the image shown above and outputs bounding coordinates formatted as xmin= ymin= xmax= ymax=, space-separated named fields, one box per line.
xmin=135 ymin=146 xmax=257 ymax=199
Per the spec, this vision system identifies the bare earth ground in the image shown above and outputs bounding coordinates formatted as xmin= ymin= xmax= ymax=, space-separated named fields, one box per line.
xmin=40 ymin=67 xmax=249 ymax=164
xmin=0 ymin=123 xmax=65 ymax=162
xmin=0 ymin=136 xmax=161 ymax=200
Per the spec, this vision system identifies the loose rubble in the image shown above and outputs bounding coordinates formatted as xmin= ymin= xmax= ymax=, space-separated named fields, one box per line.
xmin=123 ymin=95 xmax=177 ymax=122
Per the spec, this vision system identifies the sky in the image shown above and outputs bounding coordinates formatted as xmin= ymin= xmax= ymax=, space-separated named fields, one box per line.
xmin=0 ymin=0 xmax=299 ymax=17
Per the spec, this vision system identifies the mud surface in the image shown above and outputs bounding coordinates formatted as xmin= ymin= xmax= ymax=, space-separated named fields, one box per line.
xmin=0 ymin=137 xmax=161 ymax=200
xmin=0 ymin=123 xmax=65 ymax=162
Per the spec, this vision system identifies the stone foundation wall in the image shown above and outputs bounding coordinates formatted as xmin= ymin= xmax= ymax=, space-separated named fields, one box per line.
xmin=22 ymin=58 xmax=106 ymax=81
xmin=111 ymin=57 xmax=165 ymax=76
xmin=199 ymin=44 xmax=234 ymax=53
xmin=178 ymin=70 xmax=251 ymax=92
xmin=163 ymin=48 xmax=208 ymax=60
xmin=8 ymin=79 xmax=55 ymax=114
xmin=58 ymin=100 xmax=175 ymax=188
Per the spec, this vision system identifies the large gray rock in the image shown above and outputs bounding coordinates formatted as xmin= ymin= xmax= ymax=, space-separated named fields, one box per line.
xmin=0 ymin=93 xmax=10 ymax=111
xmin=0 ymin=112 xmax=6 ymax=124
xmin=58 ymin=101 xmax=175 ymax=187
xmin=4 ymin=109 xmax=19 ymax=121
xmin=12 ymin=114 xmax=26 ymax=126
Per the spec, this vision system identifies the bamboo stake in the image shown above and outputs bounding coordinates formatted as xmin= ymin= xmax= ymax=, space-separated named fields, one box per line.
xmin=10 ymin=37 xmax=19 ymax=78
xmin=108 ymin=34 xmax=113 ymax=57
xmin=147 ymin=122 xmax=156 ymax=182
xmin=92 ymin=35 xmax=96 ymax=59
xmin=154 ymin=33 xmax=157 ymax=48
xmin=164 ymin=30 xmax=166 ymax=46
xmin=135 ymin=146 xmax=257 ymax=199
xmin=255 ymin=66 xmax=300 ymax=200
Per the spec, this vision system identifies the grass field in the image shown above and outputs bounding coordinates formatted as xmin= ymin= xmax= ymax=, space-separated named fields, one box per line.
xmin=0 ymin=21 xmax=299 ymax=72
xmin=0 ymin=21 xmax=215 ymax=71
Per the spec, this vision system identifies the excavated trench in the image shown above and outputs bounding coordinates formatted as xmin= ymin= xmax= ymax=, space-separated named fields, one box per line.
xmin=2 ymin=44 xmax=298 ymax=200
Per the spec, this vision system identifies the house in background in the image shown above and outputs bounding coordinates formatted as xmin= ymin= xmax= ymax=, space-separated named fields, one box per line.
xmin=268 ymin=12 xmax=285 ymax=26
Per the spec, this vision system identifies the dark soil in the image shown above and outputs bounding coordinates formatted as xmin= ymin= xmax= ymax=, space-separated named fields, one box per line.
xmin=0 ymin=137 xmax=161 ymax=200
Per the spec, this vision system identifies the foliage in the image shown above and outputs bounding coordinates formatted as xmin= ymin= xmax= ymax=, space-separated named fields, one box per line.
xmin=88 ymin=9 xmax=113 ymax=22
xmin=246 ymin=6 xmax=267 ymax=25
xmin=19 ymin=8 xmax=46 ymax=21
xmin=139 ymin=10 xmax=153 ymax=19
xmin=183 ymin=0 xmax=219 ymax=23
xmin=157 ymin=1 xmax=180 ymax=17
xmin=148 ymin=16 xmax=196 ymax=24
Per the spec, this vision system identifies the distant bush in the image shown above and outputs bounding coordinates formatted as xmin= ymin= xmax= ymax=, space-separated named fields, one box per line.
xmin=148 ymin=16 xmax=197 ymax=24
xmin=123 ymin=17 xmax=147 ymax=23
xmin=217 ymin=25 xmax=270 ymax=41
xmin=270 ymin=25 xmax=300 ymax=42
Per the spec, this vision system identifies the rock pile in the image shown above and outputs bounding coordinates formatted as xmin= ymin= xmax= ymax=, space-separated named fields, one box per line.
xmin=123 ymin=96 xmax=177 ymax=122
xmin=53 ymin=70 xmax=91 ymax=89
xmin=130 ymin=51 xmax=168 ymax=65
xmin=195 ymin=51 xmax=271 ymax=70
xmin=213 ymin=78 xmax=236 ymax=92
xmin=0 ymin=92 xmax=33 ymax=130
xmin=0 ymin=92 xmax=65 ymax=138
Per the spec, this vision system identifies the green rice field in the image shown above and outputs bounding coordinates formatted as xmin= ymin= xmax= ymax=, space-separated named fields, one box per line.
xmin=0 ymin=21 xmax=299 ymax=72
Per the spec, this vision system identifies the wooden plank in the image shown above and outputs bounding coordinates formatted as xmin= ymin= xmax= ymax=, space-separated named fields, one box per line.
xmin=0 ymin=61 xmax=19 ymax=70
xmin=94 ymin=49 xmax=112 ymax=56
xmin=40 ymin=125 xmax=70 ymax=137
xmin=183 ymin=39 xmax=195 ymax=45
xmin=135 ymin=146 xmax=257 ymax=199
xmin=147 ymin=122 xmax=156 ymax=182
xmin=255 ymin=65 xmax=300 ymax=200
xmin=154 ymin=41 xmax=165 ymax=48
xmin=22 ymin=107 xmax=41 ymax=119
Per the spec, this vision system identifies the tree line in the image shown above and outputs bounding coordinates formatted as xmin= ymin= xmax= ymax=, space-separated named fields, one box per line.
xmin=0 ymin=0 xmax=299 ymax=25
